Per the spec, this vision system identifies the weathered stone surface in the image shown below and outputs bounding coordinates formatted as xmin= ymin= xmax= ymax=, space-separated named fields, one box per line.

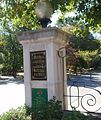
xmin=17 ymin=27 xmax=69 ymax=45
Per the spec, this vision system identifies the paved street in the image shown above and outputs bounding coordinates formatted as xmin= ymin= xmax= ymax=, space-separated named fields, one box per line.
xmin=0 ymin=76 xmax=25 ymax=115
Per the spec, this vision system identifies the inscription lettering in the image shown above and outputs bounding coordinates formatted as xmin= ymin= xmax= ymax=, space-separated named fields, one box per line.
xmin=30 ymin=51 xmax=47 ymax=80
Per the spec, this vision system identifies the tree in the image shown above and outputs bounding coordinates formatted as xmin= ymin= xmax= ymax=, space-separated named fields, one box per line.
xmin=0 ymin=18 xmax=23 ymax=77
xmin=55 ymin=1 xmax=101 ymax=71
xmin=0 ymin=29 xmax=23 ymax=77
xmin=0 ymin=0 xmax=101 ymax=31
xmin=0 ymin=0 xmax=40 ymax=31
xmin=0 ymin=0 xmax=101 ymax=74
xmin=74 ymin=0 xmax=101 ymax=31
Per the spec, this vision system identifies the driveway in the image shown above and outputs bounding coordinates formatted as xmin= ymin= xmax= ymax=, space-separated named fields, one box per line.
xmin=0 ymin=76 xmax=25 ymax=115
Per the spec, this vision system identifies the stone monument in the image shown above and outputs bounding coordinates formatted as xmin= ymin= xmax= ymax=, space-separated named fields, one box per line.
xmin=17 ymin=27 xmax=68 ymax=109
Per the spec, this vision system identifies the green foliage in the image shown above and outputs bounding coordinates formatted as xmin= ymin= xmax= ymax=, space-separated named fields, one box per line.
xmin=0 ymin=104 xmax=99 ymax=120
xmin=32 ymin=96 xmax=63 ymax=120
xmin=0 ymin=0 xmax=101 ymax=75
xmin=57 ymin=10 xmax=101 ymax=71
xmin=1 ymin=0 xmax=101 ymax=31
xmin=0 ymin=97 xmax=63 ymax=120
xmin=57 ymin=0 xmax=101 ymax=31
xmin=0 ymin=40 xmax=5 ymax=64
xmin=77 ymin=50 xmax=101 ymax=69
xmin=50 ymin=0 xmax=73 ymax=12
xmin=69 ymin=26 xmax=101 ymax=51
xmin=0 ymin=53 xmax=3 ymax=69
xmin=0 ymin=29 xmax=23 ymax=77
xmin=72 ymin=38 xmax=100 ymax=51
xmin=74 ymin=0 xmax=101 ymax=30
xmin=0 ymin=0 xmax=73 ymax=31
xmin=62 ymin=111 xmax=99 ymax=120
xmin=67 ymin=49 xmax=101 ymax=73
xmin=0 ymin=105 xmax=31 ymax=120
xmin=76 ymin=55 xmax=87 ymax=69
xmin=0 ymin=0 xmax=40 ymax=30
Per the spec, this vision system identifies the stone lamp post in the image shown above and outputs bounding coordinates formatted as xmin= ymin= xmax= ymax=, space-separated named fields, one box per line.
xmin=17 ymin=0 xmax=68 ymax=110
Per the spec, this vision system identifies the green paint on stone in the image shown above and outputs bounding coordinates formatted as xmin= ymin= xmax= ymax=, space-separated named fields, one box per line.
xmin=32 ymin=88 xmax=48 ymax=110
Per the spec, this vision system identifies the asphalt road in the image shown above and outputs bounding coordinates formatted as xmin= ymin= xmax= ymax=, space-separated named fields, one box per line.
xmin=0 ymin=76 xmax=25 ymax=115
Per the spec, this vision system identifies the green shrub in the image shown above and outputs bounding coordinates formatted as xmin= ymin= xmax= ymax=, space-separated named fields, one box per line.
xmin=0 ymin=97 xmax=63 ymax=120
xmin=32 ymin=96 xmax=63 ymax=120
xmin=62 ymin=111 xmax=100 ymax=120
xmin=0 ymin=105 xmax=31 ymax=120
xmin=0 ymin=100 xmax=100 ymax=120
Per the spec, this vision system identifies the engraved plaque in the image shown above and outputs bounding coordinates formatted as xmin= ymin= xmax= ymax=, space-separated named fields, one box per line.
xmin=30 ymin=51 xmax=47 ymax=80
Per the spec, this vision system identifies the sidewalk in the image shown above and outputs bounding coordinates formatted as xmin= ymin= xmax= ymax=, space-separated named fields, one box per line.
xmin=0 ymin=76 xmax=25 ymax=115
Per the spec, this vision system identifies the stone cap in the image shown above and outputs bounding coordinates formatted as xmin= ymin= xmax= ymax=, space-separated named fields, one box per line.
xmin=17 ymin=27 xmax=69 ymax=45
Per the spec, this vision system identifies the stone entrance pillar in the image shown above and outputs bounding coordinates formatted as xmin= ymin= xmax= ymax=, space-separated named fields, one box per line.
xmin=17 ymin=27 xmax=68 ymax=109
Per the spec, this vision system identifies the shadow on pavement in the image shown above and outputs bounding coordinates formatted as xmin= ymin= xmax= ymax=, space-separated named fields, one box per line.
xmin=67 ymin=72 xmax=101 ymax=88
xmin=0 ymin=77 xmax=24 ymax=85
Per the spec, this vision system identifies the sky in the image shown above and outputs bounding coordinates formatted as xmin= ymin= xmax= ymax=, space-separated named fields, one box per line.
xmin=50 ymin=11 xmax=76 ymax=27
xmin=93 ymin=33 xmax=101 ymax=40
xmin=50 ymin=11 xmax=61 ymax=27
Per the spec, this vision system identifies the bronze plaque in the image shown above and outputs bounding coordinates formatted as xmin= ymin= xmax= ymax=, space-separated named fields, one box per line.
xmin=30 ymin=51 xmax=47 ymax=80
